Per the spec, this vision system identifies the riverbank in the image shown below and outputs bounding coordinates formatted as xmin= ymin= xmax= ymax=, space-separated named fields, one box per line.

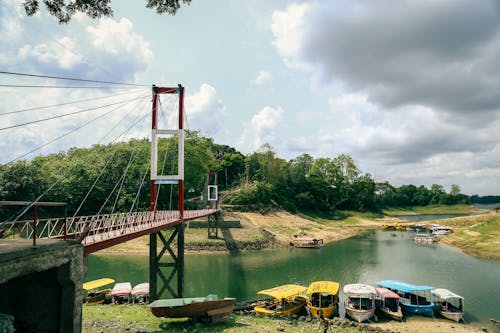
xmin=437 ymin=210 xmax=500 ymax=260
xmin=93 ymin=210 xmax=385 ymax=256
xmin=93 ymin=205 xmax=499 ymax=260
xmin=82 ymin=304 xmax=491 ymax=333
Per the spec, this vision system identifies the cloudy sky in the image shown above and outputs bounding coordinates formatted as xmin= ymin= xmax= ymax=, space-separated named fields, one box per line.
xmin=1 ymin=0 xmax=500 ymax=195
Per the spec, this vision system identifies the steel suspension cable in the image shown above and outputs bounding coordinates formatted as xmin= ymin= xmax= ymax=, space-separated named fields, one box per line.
xmin=5 ymin=95 xmax=150 ymax=164
xmin=0 ymin=88 xmax=147 ymax=116
xmin=0 ymin=71 xmax=148 ymax=87
xmin=0 ymin=95 xmax=148 ymax=131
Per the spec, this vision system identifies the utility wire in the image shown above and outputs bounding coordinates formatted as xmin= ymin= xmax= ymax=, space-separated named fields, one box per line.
xmin=0 ymin=95 xmax=148 ymax=131
xmin=0 ymin=70 xmax=148 ymax=87
xmin=0 ymin=88 xmax=147 ymax=116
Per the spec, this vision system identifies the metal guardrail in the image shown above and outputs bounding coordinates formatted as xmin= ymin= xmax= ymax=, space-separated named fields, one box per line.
xmin=0 ymin=209 xmax=218 ymax=247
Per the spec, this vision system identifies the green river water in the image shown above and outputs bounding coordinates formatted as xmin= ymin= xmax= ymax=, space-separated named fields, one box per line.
xmin=87 ymin=228 xmax=500 ymax=326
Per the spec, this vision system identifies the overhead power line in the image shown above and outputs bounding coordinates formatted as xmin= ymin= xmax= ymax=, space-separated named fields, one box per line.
xmin=0 ymin=70 xmax=148 ymax=87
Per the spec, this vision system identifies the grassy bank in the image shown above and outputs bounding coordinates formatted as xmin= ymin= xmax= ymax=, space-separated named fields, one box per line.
xmin=438 ymin=211 xmax=500 ymax=260
xmin=82 ymin=304 xmax=486 ymax=333
xmin=383 ymin=204 xmax=481 ymax=215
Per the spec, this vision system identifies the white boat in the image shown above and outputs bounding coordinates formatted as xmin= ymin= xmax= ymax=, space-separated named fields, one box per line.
xmin=414 ymin=234 xmax=436 ymax=244
xmin=111 ymin=282 xmax=132 ymax=303
xmin=375 ymin=287 xmax=403 ymax=321
xmin=429 ymin=224 xmax=453 ymax=235
xmin=343 ymin=284 xmax=376 ymax=323
xmin=432 ymin=288 xmax=464 ymax=322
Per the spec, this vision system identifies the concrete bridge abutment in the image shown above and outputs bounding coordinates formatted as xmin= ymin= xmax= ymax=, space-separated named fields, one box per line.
xmin=0 ymin=239 xmax=85 ymax=333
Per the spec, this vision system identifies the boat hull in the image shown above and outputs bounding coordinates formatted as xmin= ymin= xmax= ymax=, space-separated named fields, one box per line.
xmin=438 ymin=310 xmax=464 ymax=322
xmin=150 ymin=298 xmax=236 ymax=323
xmin=307 ymin=304 xmax=336 ymax=318
xmin=377 ymin=307 xmax=403 ymax=321
xmin=254 ymin=298 xmax=306 ymax=316
xmin=401 ymin=302 xmax=434 ymax=317
xmin=344 ymin=306 xmax=375 ymax=323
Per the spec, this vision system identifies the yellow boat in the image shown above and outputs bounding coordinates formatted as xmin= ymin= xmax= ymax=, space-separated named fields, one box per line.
xmin=83 ymin=278 xmax=115 ymax=305
xmin=306 ymin=281 xmax=340 ymax=318
xmin=254 ymin=284 xmax=307 ymax=316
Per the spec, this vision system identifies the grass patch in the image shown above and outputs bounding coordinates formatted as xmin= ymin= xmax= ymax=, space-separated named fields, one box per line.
xmin=383 ymin=204 xmax=477 ymax=215
xmin=82 ymin=305 xmax=362 ymax=333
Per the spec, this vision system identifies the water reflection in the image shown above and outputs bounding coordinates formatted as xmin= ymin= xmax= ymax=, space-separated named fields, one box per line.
xmin=87 ymin=230 xmax=500 ymax=325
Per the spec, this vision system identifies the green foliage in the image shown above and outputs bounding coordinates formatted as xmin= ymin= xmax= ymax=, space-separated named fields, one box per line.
xmin=24 ymin=0 xmax=191 ymax=23
xmin=0 ymin=133 xmax=470 ymax=220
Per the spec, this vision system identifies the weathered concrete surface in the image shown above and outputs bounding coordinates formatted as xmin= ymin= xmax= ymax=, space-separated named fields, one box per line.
xmin=0 ymin=239 xmax=84 ymax=333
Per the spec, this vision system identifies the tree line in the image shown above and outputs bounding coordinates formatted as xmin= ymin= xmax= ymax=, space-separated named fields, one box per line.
xmin=0 ymin=132 xmax=472 ymax=220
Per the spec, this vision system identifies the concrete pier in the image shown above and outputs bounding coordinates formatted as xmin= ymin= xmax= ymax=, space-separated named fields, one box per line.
xmin=0 ymin=239 xmax=85 ymax=333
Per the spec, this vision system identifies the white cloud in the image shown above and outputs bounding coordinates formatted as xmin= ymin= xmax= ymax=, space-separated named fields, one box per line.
xmin=238 ymin=106 xmax=284 ymax=153
xmin=271 ymin=3 xmax=312 ymax=69
xmin=165 ymin=84 xmax=225 ymax=135
xmin=87 ymin=18 xmax=153 ymax=63
xmin=252 ymin=70 xmax=272 ymax=85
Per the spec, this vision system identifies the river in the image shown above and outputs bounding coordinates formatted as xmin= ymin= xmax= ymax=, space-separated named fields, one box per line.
xmin=86 ymin=228 xmax=500 ymax=325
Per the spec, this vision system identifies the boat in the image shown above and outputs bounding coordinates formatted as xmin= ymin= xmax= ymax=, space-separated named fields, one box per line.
xmin=375 ymin=287 xmax=403 ymax=321
xmin=432 ymin=288 xmax=464 ymax=322
xmin=254 ymin=284 xmax=307 ymax=316
xmin=306 ymin=281 xmax=340 ymax=318
xmin=377 ymin=280 xmax=434 ymax=317
xmin=430 ymin=224 xmax=453 ymax=236
xmin=149 ymin=294 xmax=236 ymax=323
xmin=111 ymin=282 xmax=132 ymax=303
xmin=131 ymin=282 xmax=150 ymax=303
xmin=83 ymin=278 xmax=115 ymax=305
xmin=290 ymin=237 xmax=323 ymax=248
xmin=406 ymin=224 xmax=427 ymax=232
xmin=414 ymin=234 xmax=437 ymax=244
xmin=343 ymin=284 xmax=376 ymax=323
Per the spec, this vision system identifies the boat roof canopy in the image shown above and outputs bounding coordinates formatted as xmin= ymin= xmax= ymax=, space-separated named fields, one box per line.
xmin=307 ymin=281 xmax=340 ymax=295
xmin=343 ymin=284 xmax=375 ymax=295
xmin=111 ymin=282 xmax=132 ymax=296
xmin=258 ymin=284 xmax=307 ymax=299
xmin=131 ymin=283 xmax=150 ymax=296
xmin=377 ymin=280 xmax=434 ymax=292
xmin=83 ymin=278 xmax=115 ymax=291
xmin=432 ymin=288 xmax=463 ymax=300
xmin=375 ymin=287 xmax=400 ymax=299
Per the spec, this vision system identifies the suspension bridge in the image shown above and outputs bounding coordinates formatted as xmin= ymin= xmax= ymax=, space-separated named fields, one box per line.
xmin=0 ymin=73 xmax=222 ymax=302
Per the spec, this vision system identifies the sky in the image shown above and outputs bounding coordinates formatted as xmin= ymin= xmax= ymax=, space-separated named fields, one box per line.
xmin=1 ymin=0 xmax=500 ymax=196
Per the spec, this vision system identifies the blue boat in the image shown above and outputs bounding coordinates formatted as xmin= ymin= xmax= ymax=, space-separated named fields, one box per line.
xmin=377 ymin=280 xmax=434 ymax=317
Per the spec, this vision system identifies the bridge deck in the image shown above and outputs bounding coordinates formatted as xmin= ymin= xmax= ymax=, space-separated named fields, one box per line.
xmin=0 ymin=209 xmax=219 ymax=254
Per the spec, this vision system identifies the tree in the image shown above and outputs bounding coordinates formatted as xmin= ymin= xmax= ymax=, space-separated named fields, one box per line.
xmin=23 ymin=0 xmax=191 ymax=24
xmin=450 ymin=184 xmax=461 ymax=196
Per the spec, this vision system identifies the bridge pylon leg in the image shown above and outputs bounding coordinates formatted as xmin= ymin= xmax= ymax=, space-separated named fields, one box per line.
xmin=208 ymin=213 xmax=219 ymax=239
xmin=149 ymin=224 xmax=184 ymax=301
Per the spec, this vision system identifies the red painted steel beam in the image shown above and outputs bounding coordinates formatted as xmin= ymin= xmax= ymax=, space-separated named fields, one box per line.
xmin=83 ymin=210 xmax=219 ymax=254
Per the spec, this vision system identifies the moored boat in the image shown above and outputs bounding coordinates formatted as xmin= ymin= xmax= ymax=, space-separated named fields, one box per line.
xmin=306 ymin=281 xmax=340 ymax=318
xmin=377 ymin=280 xmax=434 ymax=317
xmin=343 ymin=284 xmax=376 ymax=323
xmin=254 ymin=284 xmax=307 ymax=316
xmin=83 ymin=278 xmax=115 ymax=305
xmin=430 ymin=224 xmax=453 ymax=236
xmin=432 ymin=288 xmax=464 ymax=322
xmin=290 ymin=237 xmax=323 ymax=248
xmin=149 ymin=294 xmax=236 ymax=323
xmin=375 ymin=287 xmax=403 ymax=321
xmin=111 ymin=282 xmax=132 ymax=304
xmin=131 ymin=282 xmax=150 ymax=303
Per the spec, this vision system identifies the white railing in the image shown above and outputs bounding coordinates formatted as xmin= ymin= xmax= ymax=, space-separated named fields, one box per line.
xmin=0 ymin=209 xmax=218 ymax=247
